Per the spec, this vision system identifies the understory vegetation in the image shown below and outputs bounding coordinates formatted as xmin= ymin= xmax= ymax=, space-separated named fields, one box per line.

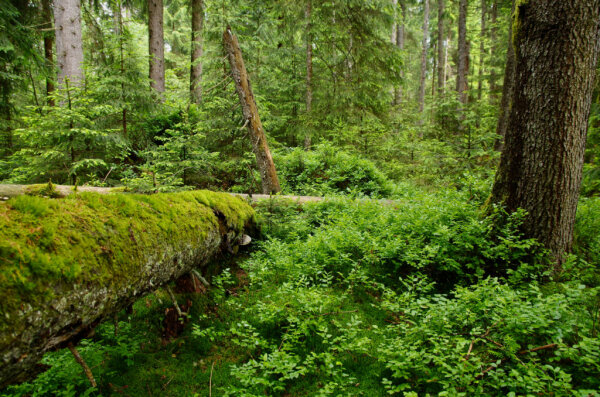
xmin=2 ymin=0 xmax=600 ymax=394
xmin=3 ymin=183 xmax=599 ymax=396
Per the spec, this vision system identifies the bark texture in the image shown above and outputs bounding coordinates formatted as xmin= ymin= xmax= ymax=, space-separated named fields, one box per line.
xmin=305 ymin=0 xmax=313 ymax=149
xmin=223 ymin=27 xmax=281 ymax=194
xmin=0 ymin=190 xmax=255 ymax=388
xmin=437 ymin=0 xmax=445 ymax=95
xmin=494 ymin=0 xmax=516 ymax=151
xmin=190 ymin=0 xmax=203 ymax=104
xmin=418 ymin=0 xmax=430 ymax=113
xmin=456 ymin=0 xmax=468 ymax=104
xmin=148 ymin=0 xmax=165 ymax=93
xmin=490 ymin=0 xmax=600 ymax=265
xmin=53 ymin=0 xmax=84 ymax=87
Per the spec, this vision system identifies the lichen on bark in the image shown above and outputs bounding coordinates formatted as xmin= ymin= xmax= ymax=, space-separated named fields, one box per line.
xmin=0 ymin=190 xmax=254 ymax=387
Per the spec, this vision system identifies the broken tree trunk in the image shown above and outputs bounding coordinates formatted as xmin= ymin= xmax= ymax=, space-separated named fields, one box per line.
xmin=223 ymin=27 xmax=281 ymax=195
xmin=0 ymin=189 xmax=254 ymax=388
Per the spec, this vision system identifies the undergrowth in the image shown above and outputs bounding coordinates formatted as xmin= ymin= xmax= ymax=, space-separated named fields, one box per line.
xmin=2 ymin=188 xmax=600 ymax=396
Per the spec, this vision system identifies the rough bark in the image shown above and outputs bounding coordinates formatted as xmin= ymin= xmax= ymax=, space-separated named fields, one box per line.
xmin=41 ymin=0 xmax=55 ymax=106
xmin=53 ymin=0 xmax=84 ymax=87
xmin=223 ymin=27 xmax=281 ymax=194
xmin=0 ymin=189 xmax=255 ymax=388
xmin=490 ymin=0 xmax=600 ymax=266
xmin=494 ymin=0 xmax=516 ymax=151
xmin=148 ymin=0 xmax=165 ymax=93
xmin=437 ymin=0 xmax=445 ymax=96
xmin=418 ymin=0 xmax=430 ymax=113
xmin=456 ymin=0 xmax=468 ymax=105
xmin=305 ymin=0 xmax=313 ymax=149
xmin=190 ymin=0 xmax=203 ymax=104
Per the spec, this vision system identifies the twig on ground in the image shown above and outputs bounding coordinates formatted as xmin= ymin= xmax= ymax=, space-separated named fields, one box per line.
xmin=68 ymin=343 xmax=97 ymax=388
xmin=209 ymin=361 xmax=215 ymax=397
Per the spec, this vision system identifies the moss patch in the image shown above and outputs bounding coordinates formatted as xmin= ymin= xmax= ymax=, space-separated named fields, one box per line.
xmin=0 ymin=190 xmax=254 ymax=340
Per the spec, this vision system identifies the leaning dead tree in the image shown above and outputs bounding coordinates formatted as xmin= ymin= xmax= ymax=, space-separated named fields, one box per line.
xmin=0 ymin=188 xmax=255 ymax=388
xmin=223 ymin=26 xmax=281 ymax=194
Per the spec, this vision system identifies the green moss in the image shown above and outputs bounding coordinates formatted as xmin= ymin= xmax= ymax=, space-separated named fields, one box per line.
xmin=0 ymin=190 xmax=254 ymax=341
xmin=24 ymin=181 xmax=64 ymax=198
xmin=511 ymin=0 xmax=530 ymax=55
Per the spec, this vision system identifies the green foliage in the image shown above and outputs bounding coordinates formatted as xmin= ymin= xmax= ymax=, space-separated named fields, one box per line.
xmin=276 ymin=144 xmax=395 ymax=197
xmin=187 ymin=195 xmax=597 ymax=396
xmin=378 ymin=278 xmax=600 ymax=395
xmin=122 ymin=106 xmax=218 ymax=192
xmin=5 ymin=85 xmax=129 ymax=185
xmin=252 ymin=193 xmax=546 ymax=291
xmin=3 ymin=187 xmax=600 ymax=396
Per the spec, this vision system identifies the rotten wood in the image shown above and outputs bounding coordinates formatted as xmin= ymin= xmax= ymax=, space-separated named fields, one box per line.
xmin=222 ymin=27 xmax=281 ymax=194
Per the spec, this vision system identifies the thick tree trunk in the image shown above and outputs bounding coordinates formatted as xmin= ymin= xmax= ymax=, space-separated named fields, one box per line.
xmin=494 ymin=0 xmax=516 ymax=151
xmin=53 ymin=0 xmax=84 ymax=87
xmin=0 ymin=190 xmax=255 ymax=388
xmin=437 ymin=0 xmax=445 ymax=96
xmin=490 ymin=0 xmax=600 ymax=266
xmin=456 ymin=0 xmax=468 ymax=105
xmin=478 ymin=0 xmax=486 ymax=101
xmin=148 ymin=0 xmax=165 ymax=93
xmin=418 ymin=0 xmax=430 ymax=114
xmin=190 ymin=0 xmax=203 ymax=104
xmin=41 ymin=0 xmax=55 ymax=106
xmin=305 ymin=0 xmax=313 ymax=149
xmin=223 ymin=28 xmax=281 ymax=194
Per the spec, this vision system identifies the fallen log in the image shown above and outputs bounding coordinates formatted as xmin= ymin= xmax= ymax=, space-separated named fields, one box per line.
xmin=0 ymin=184 xmax=398 ymax=206
xmin=0 ymin=189 xmax=255 ymax=388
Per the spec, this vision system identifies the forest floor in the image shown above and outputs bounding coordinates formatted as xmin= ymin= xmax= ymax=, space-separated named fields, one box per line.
xmin=2 ymin=187 xmax=600 ymax=396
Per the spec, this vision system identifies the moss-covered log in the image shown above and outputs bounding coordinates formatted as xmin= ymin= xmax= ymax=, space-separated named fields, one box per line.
xmin=0 ymin=190 xmax=255 ymax=388
xmin=0 ymin=184 xmax=398 ymax=206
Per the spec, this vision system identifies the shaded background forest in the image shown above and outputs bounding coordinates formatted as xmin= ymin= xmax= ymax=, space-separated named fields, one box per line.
xmin=3 ymin=0 xmax=587 ymax=196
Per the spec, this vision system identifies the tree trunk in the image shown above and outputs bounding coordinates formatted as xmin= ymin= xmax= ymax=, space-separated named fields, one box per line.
xmin=393 ymin=0 xmax=405 ymax=105
xmin=494 ymin=0 xmax=516 ymax=151
xmin=148 ymin=0 xmax=165 ymax=93
xmin=489 ymin=0 xmax=499 ymax=100
xmin=53 ymin=0 xmax=84 ymax=87
xmin=478 ymin=0 xmax=486 ymax=101
xmin=490 ymin=0 xmax=600 ymax=266
xmin=41 ymin=0 xmax=55 ymax=106
xmin=305 ymin=0 xmax=313 ymax=149
xmin=418 ymin=0 xmax=430 ymax=114
xmin=115 ymin=0 xmax=127 ymax=137
xmin=190 ymin=0 xmax=203 ymax=104
xmin=223 ymin=27 xmax=281 ymax=194
xmin=437 ymin=0 xmax=445 ymax=96
xmin=391 ymin=0 xmax=397 ymax=44
xmin=0 ymin=190 xmax=255 ymax=388
xmin=456 ymin=0 xmax=468 ymax=105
